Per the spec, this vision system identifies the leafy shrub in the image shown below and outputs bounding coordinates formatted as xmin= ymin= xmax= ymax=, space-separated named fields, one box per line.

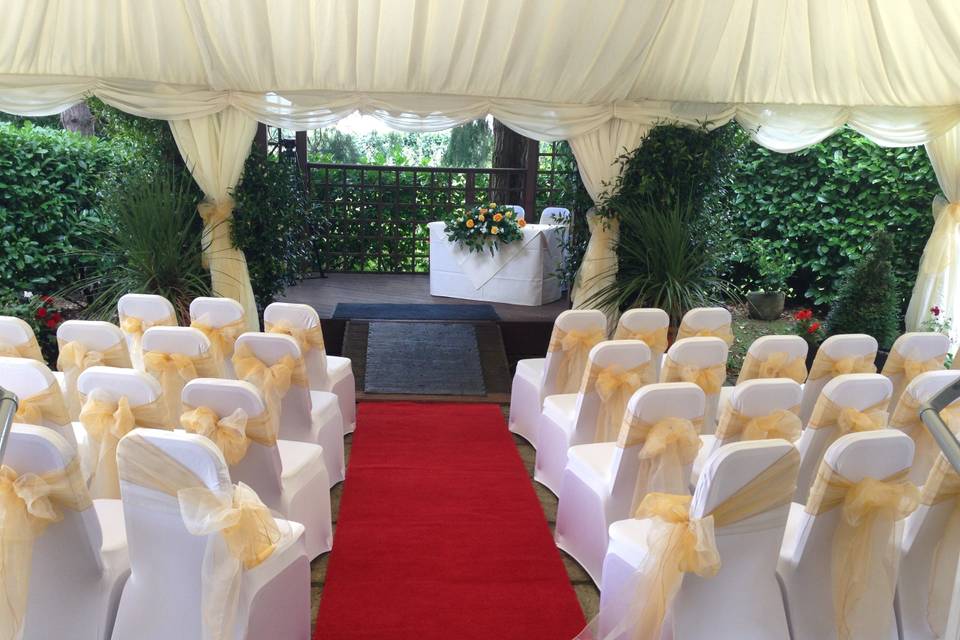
xmin=825 ymin=231 xmax=901 ymax=349
xmin=0 ymin=122 xmax=129 ymax=298
xmin=232 ymin=149 xmax=326 ymax=310
xmin=716 ymin=126 xmax=938 ymax=307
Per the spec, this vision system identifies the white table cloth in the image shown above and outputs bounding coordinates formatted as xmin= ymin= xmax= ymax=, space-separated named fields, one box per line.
xmin=428 ymin=221 xmax=564 ymax=306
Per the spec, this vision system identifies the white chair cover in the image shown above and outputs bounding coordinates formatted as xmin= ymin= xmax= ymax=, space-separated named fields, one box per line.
xmin=881 ymin=332 xmax=950 ymax=413
xmin=660 ymin=337 xmax=728 ymax=434
xmin=800 ymin=334 xmax=878 ymax=424
xmin=117 ymin=293 xmax=178 ymax=371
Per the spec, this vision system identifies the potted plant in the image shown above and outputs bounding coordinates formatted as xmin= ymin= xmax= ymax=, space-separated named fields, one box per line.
xmin=792 ymin=309 xmax=827 ymax=368
xmin=744 ymin=238 xmax=793 ymax=321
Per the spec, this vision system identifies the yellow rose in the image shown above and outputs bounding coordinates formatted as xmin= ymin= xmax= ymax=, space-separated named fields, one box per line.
xmin=466 ymin=219 xmax=475 ymax=228
xmin=518 ymin=218 xmax=527 ymax=228
xmin=479 ymin=214 xmax=485 ymax=222
xmin=505 ymin=211 xmax=513 ymax=218
xmin=491 ymin=226 xmax=499 ymax=235
xmin=489 ymin=202 xmax=497 ymax=208
xmin=493 ymin=213 xmax=503 ymax=222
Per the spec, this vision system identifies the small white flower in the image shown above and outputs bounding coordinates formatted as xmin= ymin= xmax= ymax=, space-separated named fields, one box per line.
xmin=22 ymin=291 xmax=33 ymax=299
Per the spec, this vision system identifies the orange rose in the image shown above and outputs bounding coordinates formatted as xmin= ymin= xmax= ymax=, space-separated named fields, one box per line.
xmin=518 ymin=218 xmax=527 ymax=228
xmin=466 ymin=219 xmax=475 ymax=228
xmin=493 ymin=213 xmax=503 ymax=222
xmin=491 ymin=226 xmax=500 ymax=235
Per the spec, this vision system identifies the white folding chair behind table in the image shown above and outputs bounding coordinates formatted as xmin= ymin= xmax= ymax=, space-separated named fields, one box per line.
xmin=799 ymin=333 xmax=878 ymax=424
xmin=505 ymin=204 xmax=525 ymax=220
xmin=535 ymin=340 xmax=652 ymax=496
xmin=0 ymin=315 xmax=46 ymax=362
xmin=189 ymin=296 xmax=248 ymax=378
xmin=779 ymin=430 xmax=915 ymax=640
xmin=613 ymin=308 xmax=670 ymax=381
xmin=9 ymin=425 xmax=129 ymax=640
xmin=881 ymin=331 xmax=951 ymax=413
xmin=899 ymin=453 xmax=960 ymax=640
xmin=794 ymin=373 xmax=892 ymax=504
xmin=693 ymin=378 xmax=802 ymax=485
xmin=181 ymin=378 xmax=333 ymax=559
xmin=57 ymin=320 xmax=133 ymax=420
xmin=264 ymin=302 xmax=357 ymax=434
xmin=233 ymin=332 xmax=345 ymax=486
xmin=889 ymin=369 xmax=960 ymax=485
xmin=141 ymin=326 xmax=224 ymax=428
xmin=110 ymin=429 xmax=310 ymax=640
xmin=116 ymin=293 xmax=178 ymax=370
xmin=599 ymin=439 xmax=798 ymax=640
xmin=508 ymin=309 xmax=606 ymax=449
xmin=555 ymin=382 xmax=704 ymax=587
xmin=539 ymin=206 xmax=570 ymax=225
xmin=660 ymin=336 xmax=728 ymax=434
xmin=719 ymin=334 xmax=808 ymax=406
xmin=0 ymin=356 xmax=80 ymax=450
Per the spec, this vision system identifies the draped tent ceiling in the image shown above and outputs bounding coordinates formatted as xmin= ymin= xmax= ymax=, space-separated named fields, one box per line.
xmin=2 ymin=0 xmax=960 ymax=330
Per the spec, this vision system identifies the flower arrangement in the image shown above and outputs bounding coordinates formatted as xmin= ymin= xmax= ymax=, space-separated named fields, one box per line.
xmin=920 ymin=305 xmax=952 ymax=337
xmin=792 ymin=309 xmax=825 ymax=345
xmin=444 ymin=202 xmax=525 ymax=256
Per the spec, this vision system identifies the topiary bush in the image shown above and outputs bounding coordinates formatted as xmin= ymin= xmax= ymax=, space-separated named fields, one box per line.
xmin=825 ymin=231 xmax=901 ymax=349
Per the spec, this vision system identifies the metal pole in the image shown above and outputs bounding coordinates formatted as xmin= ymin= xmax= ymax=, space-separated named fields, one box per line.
xmin=0 ymin=386 xmax=18 ymax=466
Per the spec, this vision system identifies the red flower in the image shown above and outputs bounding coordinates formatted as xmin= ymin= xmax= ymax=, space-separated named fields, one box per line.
xmin=793 ymin=309 xmax=813 ymax=321
xmin=35 ymin=307 xmax=47 ymax=318
xmin=45 ymin=318 xmax=57 ymax=329
xmin=807 ymin=322 xmax=821 ymax=334
xmin=931 ymin=306 xmax=941 ymax=317
xmin=52 ymin=312 xmax=62 ymax=323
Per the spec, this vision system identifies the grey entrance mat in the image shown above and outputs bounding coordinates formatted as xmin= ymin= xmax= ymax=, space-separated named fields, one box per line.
xmin=363 ymin=322 xmax=487 ymax=395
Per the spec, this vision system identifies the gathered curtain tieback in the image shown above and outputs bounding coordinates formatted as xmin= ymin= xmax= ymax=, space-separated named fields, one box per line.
xmin=715 ymin=403 xmax=802 ymax=442
xmin=79 ymin=391 xmax=168 ymax=499
xmin=615 ymin=326 xmax=668 ymax=353
xmin=808 ymin=353 xmax=877 ymax=381
xmin=664 ymin=357 xmax=726 ymax=395
xmin=547 ymin=327 xmax=605 ymax=395
xmin=0 ymin=335 xmax=43 ymax=362
xmin=197 ymin=198 xmax=236 ymax=271
xmin=588 ymin=364 xmax=651 ymax=443
xmin=884 ymin=349 xmax=947 ymax=383
xmin=264 ymin=321 xmax=326 ymax=354
xmin=677 ymin=322 xmax=734 ymax=346
xmin=919 ymin=455 xmax=960 ymax=637
xmin=119 ymin=433 xmax=282 ymax=640
xmin=0 ymin=458 xmax=91 ymax=640
xmin=739 ymin=351 xmax=807 ymax=384
xmin=190 ymin=318 xmax=245 ymax=360
xmin=12 ymin=383 xmax=71 ymax=427
xmin=181 ymin=405 xmax=277 ymax=465
xmin=805 ymin=466 xmax=919 ymax=640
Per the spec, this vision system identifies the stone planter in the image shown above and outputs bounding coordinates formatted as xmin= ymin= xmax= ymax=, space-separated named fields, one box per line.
xmin=746 ymin=291 xmax=786 ymax=321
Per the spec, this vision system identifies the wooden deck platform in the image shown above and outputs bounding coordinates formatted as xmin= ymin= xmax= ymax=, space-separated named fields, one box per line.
xmin=279 ymin=273 xmax=569 ymax=323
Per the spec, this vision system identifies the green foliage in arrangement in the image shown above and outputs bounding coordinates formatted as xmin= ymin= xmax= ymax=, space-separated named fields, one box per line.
xmin=0 ymin=122 xmax=129 ymax=298
xmin=716 ymin=126 xmax=939 ymax=307
xmin=232 ymin=149 xmax=327 ymax=310
xmin=443 ymin=202 xmax=525 ymax=256
xmin=825 ymin=231 xmax=901 ymax=349
xmin=55 ymin=166 xmax=209 ymax=323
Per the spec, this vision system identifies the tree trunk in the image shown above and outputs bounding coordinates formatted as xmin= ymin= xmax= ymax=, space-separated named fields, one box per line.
xmin=490 ymin=119 xmax=529 ymax=205
xmin=59 ymin=102 xmax=95 ymax=136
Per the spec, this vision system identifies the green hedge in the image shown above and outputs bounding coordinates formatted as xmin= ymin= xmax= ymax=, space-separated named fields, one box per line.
xmin=0 ymin=122 xmax=130 ymax=297
xmin=716 ymin=126 xmax=939 ymax=307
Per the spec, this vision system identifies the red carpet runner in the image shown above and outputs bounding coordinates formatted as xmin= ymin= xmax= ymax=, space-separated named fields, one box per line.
xmin=315 ymin=402 xmax=585 ymax=639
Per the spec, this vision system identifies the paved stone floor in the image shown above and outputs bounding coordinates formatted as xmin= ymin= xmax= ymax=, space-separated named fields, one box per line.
xmin=309 ymin=415 xmax=600 ymax=629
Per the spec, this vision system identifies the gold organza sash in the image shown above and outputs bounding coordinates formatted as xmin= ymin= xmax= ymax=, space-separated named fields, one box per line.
xmin=79 ymin=391 xmax=168 ymax=499
xmin=714 ymin=403 xmax=802 ymax=443
xmin=737 ymin=351 xmax=807 ymax=384
xmin=56 ymin=338 xmax=130 ymax=420
xmin=920 ymin=455 xmax=960 ymax=637
xmin=618 ymin=415 xmax=701 ymax=513
xmin=676 ymin=321 xmax=733 ymax=346
xmin=0 ymin=458 xmax=91 ymax=640
xmin=892 ymin=393 xmax=960 ymax=482
xmin=181 ymin=405 xmax=277 ymax=465
xmin=547 ymin=327 xmax=605 ymax=394
xmin=587 ymin=449 xmax=799 ymax=640
xmin=805 ymin=466 xmax=919 ymax=640
xmin=265 ymin=321 xmax=326 ymax=354
xmin=0 ymin=334 xmax=43 ymax=362
xmin=808 ymin=352 xmax=876 ymax=381
xmin=143 ymin=349 xmax=222 ymax=425
xmin=12 ymin=382 xmax=71 ymax=427
xmin=807 ymin=397 xmax=888 ymax=435
xmin=662 ymin=357 xmax=726 ymax=395
xmin=613 ymin=326 xmax=668 ymax=353
xmin=884 ymin=348 xmax=947 ymax=384
xmin=586 ymin=364 xmax=651 ymax=442
xmin=232 ymin=343 xmax=308 ymax=432
xmin=190 ymin=317 xmax=245 ymax=361
xmin=118 ymin=433 xmax=281 ymax=640
xmin=119 ymin=313 xmax=176 ymax=363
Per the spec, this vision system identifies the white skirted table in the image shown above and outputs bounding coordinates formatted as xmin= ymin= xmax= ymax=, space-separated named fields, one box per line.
xmin=428 ymin=221 xmax=564 ymax=306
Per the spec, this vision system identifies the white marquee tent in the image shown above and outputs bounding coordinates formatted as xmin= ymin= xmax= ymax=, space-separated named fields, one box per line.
xmin=3 ymin=0 xmax=960 ymax=331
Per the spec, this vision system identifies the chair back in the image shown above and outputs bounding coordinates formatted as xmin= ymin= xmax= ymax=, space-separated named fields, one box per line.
xmin=9 ymin=425 xmax=102 ymax=635
xmin=676 ymin=307 xmax=732 ymax=340
xmin=795 ymin=373 xmax=892 ymax=504
xmin=542 ymin=309 xmax=607 ymax=397
xmin=0 ymin=316 xmax=42 ymax=361
xmin=571 ymin=340 xmax=651 ymax=444
xmin=190 ymin=297 xmax=247 ymax=376
xmin=889 ymin=369 xmax=960 ymax=485
xmin=800 ymin=333 xmax=877 ymax=423
xmin=58 ymin=320 xmax=129 ymax=356
xmin=117 ymin=293 xmax=177 ymax=369
xmin=737 ymin=334 xmax=808 ymax=384
xmin=539 ymin=207 xmax=570 ymax=225
xmin=613 ymin=308 xmax=669 ymax=378
xmin=882 ymin=332 xmax=951 ymax=412
xmin=0 ymin=356 xmax=76 ymax=447
xmin=115 ymin=429 xmax=231 ymax=638
xmin=661 ymin=337 xmax=728 ymax=433
xmin=77 ymin=366 xmax=163 ymax=407
xmin=714 ymin=378 xmax=802 ymax=447
xmin=505 ymin=204 xmax=525 ymax=220
xmin=263 ymin=302 xmax=328 ymax=388
xmin=181 ymin=378 xmax=283 ymax=509
xmin=142 ymin=327 xmax=223 ymax=425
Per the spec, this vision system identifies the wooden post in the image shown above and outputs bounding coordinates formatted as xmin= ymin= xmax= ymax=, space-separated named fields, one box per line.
xmin=295 ymin=130 xmax=308 ymax=190
xmin=522 ymin=138 xmax=539 ymax=220
xmin=254 ymin=123 xmax=268 ymax=153
xmin=465 ymin=171 xmax=476 ymax=206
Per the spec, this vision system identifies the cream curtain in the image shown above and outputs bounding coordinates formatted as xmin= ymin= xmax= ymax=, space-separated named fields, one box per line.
xmin=169 ymin=108 xmax=260 ymax=330
xmin=906 ymin=124 xmax=960 ymax=342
